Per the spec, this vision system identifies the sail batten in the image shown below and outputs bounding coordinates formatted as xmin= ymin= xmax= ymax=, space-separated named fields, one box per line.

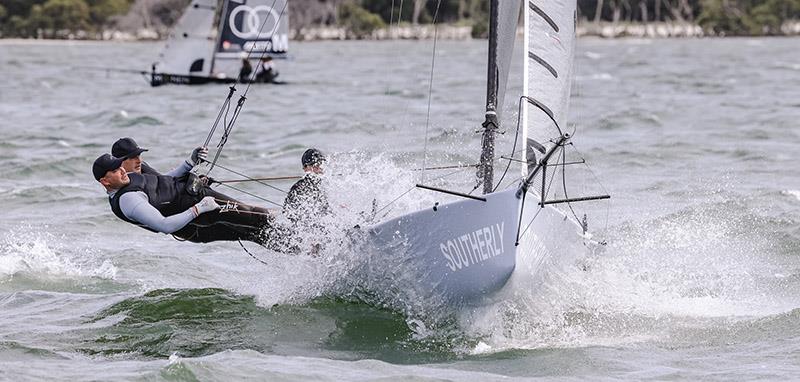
xmin=528 ymin=52 xmax=559 ymax=78
xmin=528 ymin=2 xmax=559 ymax=32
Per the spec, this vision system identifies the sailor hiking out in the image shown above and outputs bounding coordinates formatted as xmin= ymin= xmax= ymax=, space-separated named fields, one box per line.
xmin=92 ymin=151 xmax=283 ymax=248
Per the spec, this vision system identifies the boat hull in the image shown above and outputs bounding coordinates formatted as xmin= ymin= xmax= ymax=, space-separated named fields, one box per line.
xmin=364 ymin=187 xmax=587 ymax=306
xmin=149 ymin=73 xmax=237 ymax=87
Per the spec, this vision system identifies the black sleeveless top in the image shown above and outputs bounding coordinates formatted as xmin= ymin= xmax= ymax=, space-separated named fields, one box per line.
xmin=108 ymin=173 xmax=199 ymax=231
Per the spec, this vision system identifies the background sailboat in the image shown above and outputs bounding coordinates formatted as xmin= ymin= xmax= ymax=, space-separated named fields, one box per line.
xmin=150 ymin=0 xmax=289 ymax=86
xmin=362 ymin=0 xmax=608 ymax=308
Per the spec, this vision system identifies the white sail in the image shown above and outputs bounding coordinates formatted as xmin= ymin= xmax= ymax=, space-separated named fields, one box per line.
xmin=522 ymin=0 xmax=577 ymax=174
xmin=154 ymin=0 xmax=218 ymax=77
xmin=490 ymin=1 xmax=522 ymax=121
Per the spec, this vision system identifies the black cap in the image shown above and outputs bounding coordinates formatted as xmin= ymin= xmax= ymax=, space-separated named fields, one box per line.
xmin=301 ymin=148 xmax=326 ymax=167
xmin=112 ymin=137 xmax=148 ymax=159
xmin=92 ymin=153 xmax=124 ymax=181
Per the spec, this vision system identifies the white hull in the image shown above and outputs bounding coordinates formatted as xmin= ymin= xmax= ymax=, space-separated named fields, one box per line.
xmin=364 ymin=187 xmax=587 ymax=306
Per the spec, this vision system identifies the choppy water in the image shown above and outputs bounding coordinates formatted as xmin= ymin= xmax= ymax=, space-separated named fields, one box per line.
xmin=1 ymin=37 xmax=799 ymax=380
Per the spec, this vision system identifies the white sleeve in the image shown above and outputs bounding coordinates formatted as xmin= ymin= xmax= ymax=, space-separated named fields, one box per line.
xmin=118 ymin=191 xmax=196 ymax=233
xmin=164 ymin=160 xmax=193 ymax=178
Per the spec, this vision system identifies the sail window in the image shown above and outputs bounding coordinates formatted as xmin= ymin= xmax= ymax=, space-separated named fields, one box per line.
xmin=529 ymin=2 xmax=559 ymax=33
xmin=189 ymin=59 xmax=204 ymax=72
xmin=528 ymin=52 xmax=558 ymax=78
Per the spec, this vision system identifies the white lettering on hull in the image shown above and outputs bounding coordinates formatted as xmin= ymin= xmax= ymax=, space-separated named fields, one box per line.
xmin=439 ymin=222 xmax=506 ymax=272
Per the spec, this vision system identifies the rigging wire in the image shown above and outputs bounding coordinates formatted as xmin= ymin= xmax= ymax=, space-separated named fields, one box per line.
xmin=215 ymin=182 xmax=283 ymax=207
xmin=204 ymin=0 xmax=288 ymax=174
xmin=560 ymin=143 xmax=582 ymax=225
xmin=518 ymin=150 xmax=561 ymax=239
xmin=238 ymin=239 xmax=271 ymax=265
xmin=203 ymin=160 xmax=289 ymax=194
xmin=420 ymin=0 xmax=443 ymax=185
xmin=568 ymin=143 xmax=613 ymax=234
xmin=493 ymin=97 xmax=526 ymax=192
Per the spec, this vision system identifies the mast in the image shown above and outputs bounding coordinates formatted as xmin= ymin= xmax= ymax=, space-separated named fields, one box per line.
xmin=478 ymin=0 xmax=520 ymax=195
xmin=478 ymin=0 xmax=501 ymax=195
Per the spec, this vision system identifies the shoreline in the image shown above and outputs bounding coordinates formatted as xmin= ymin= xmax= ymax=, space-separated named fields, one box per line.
xmin=2 ymin=21 xmax=799 ymax=42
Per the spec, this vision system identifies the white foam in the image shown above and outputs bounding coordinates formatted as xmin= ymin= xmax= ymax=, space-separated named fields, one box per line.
xmin=456 ymin=204 xmax=796 ymax=352
xmin=781 ymin=190 xmax=800 ymax=201
xmin=0 ymin=227 xmax=117 ymax=280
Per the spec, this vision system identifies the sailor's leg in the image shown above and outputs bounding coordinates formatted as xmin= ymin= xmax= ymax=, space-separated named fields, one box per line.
xmin=177 ymin=187 xmax=288 ymax=248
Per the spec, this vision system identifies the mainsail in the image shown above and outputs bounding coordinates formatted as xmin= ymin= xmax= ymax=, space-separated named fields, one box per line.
xmin=522 ymin=0 xmax=577 ymax=175
xmin=154 ymin=0 xmax=218 ymax=78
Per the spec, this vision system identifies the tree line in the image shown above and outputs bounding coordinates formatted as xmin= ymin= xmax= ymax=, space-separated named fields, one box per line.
xmin=1 ymin=0 xmax=799 ymax=38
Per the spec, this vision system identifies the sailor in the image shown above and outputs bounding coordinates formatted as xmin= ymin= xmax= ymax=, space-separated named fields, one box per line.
xmin=93 ymin=153 xmax=281 ymax=247
xmin=238 ymin=58 xmax=253 ymax=83
xmin=280 ymin=148 xmax=331 ymax=254
xmin=254 ymin=56 xmax=278 ymax=83
xmin=111 ymin=137 xmax=207 ymax=177
xmin=283 ymin=148 xmax=331 ymax=225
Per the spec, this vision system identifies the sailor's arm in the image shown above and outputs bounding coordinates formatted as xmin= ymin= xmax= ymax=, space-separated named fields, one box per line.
xmin=119 ymin=192 xmax=218 ymax=233
xmin=164 ymin=160 xmax=193 ymax=178
xmin=165 ymin=146 xmax=209 ymax=177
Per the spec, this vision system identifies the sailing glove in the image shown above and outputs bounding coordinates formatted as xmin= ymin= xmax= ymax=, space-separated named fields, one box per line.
xmin=192 ymin=196 xmax=220 ymax=217
xmin=189 ymin=146 xmax=209 ymax=166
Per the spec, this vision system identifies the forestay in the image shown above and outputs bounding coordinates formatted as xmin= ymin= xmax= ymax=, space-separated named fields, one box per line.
xmin=522 ymin=0 xmax=577 ymax=175
xmin=154 ymin=0 xmax=217 ymax=78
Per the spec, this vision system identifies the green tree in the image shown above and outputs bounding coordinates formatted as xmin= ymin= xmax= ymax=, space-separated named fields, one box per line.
xmin=339 ymin=2 xmax=385 ymax=38
xmin=27 ymin=4 xmax=53 ymax=36
xmin=41 ymin=0 xmax=90 ymax=35
xmin=748 ymin=0 xmax=800 ymax=34
xmin=86 ymin=0 xmax=131 ymax=26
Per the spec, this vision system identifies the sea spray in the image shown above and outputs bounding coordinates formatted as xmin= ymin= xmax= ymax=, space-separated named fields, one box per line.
xmin=458 ymin=199 xmax=800 ymax=353
xmin=0 ymin=226 xmax=117 ymax=282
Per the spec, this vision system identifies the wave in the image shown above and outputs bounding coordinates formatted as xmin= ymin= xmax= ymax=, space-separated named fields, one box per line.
xmin=456 ymin=199 xmax=800 ymax=353
xmin=782 ymin=190 xmax=800 ymax=202
xmin=0 ymin=226 xmax=117 ymax=284
xmin=79 ymin=288 xmax=473 ymax=363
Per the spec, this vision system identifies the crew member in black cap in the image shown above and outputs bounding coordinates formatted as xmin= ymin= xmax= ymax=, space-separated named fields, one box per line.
xmin=112 ymin=137 xmax=207 ymax=177
xmin=280 ymin=148 xmax=331 ymax=254
xmin=93 ymin=153 xmax=285 ymax=248
xmin=283 ymin=148 xmax=331 ymax=225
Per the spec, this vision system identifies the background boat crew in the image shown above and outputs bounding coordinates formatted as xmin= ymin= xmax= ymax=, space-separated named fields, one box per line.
xmin=254 ymin=56 xmax=278 ymax=83
xmin=93 ymin=153 xmax=283 ymax=248
xmin=238 ymin=58 xmax=253 ymax=83
xmin=111 ymin=137 xmax=208 ymax=177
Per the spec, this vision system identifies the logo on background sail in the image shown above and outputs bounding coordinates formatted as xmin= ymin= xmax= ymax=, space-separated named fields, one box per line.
xmin=217 ymin=0 xmax=288 ymax=55
xmin=229 ymin=5 xmax=279 ymax=39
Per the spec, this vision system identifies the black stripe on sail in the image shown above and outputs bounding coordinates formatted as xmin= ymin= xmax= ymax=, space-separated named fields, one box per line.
xmin=528 ymin=52 xmax=558 ymax=78
xmin=525 ymin=97 xmax=555 ymax=120
xmin=529 ymin=2 xmax=559 ymax=32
